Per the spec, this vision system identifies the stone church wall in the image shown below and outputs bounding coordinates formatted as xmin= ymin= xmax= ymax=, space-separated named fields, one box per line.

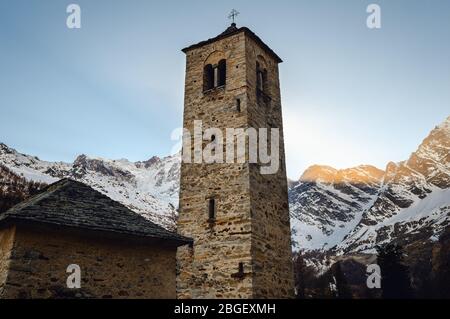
xmin=245 ymin=36 xmax=295 ymax=299
xmin=178 ymin=28 xmax=294 ymax=299
xmin=178 ymin=32 xmax=255 ymax=299
xmin=1 ymin=223 xmax=177 ymax=299
xmin=0 ymin=226 xmax=15 ymax=297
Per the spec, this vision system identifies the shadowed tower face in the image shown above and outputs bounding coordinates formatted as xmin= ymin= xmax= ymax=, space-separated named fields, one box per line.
xmin=177 ymin=23 xmax=294 ymax=299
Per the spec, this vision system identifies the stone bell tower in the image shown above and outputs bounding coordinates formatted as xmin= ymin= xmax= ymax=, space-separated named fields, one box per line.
xmin=177 ymin=23 xmax=294 ymax=299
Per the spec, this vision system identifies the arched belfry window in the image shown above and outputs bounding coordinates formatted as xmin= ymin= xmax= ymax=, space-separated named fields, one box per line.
xmin=256 ymin=61 xmax=268 ymax=94
xmin=218 ymin=59 xmax=226 ymax=87
xmin=204 ymin=64 xmax=214 ymax=91
xmin=256 ymin=56 xmax=270 ymax=105
xmin=203 ymin=51 xmax=226 ymax=92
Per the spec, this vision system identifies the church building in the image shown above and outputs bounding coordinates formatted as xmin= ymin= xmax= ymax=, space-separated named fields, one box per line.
xmin=0 ymin=179 xmax=191 ymax=299
xmin=177 ymin=22 xmax=295 ymax=299
xmin=0 ymin=21 xmax=294 ymax=300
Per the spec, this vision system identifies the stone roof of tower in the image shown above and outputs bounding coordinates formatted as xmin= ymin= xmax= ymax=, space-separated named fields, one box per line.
xmin=182 ymin=23 xmax=283 ymax=63
xmin=0 ymin=179 xmax=192 ymax=247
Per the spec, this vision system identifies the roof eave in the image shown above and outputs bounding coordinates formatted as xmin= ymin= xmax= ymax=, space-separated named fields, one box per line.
xmin=0 ymin=217 xmax=193 ymax=247
xmin=181 ymin=27 xmax=283 ymax=64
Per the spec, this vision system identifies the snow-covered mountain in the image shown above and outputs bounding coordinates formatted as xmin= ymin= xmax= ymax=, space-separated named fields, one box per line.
xmin=290 ymin=116 xmax=450 ymax=255
xmin=0 ymin=143 xmax=180 ymax=229
xmin=1 ymin=116 xmax=449 ymax=255
xmin=289 ymin=165 xmax=384 ymax=251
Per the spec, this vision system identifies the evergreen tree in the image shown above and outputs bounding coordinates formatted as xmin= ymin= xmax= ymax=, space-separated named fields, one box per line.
xmin=376 ymin=243 xmax=413 ymax=299
xmin=293 ymin=253 xmax=307 ymax=298
xmin=435 ymin=228 xmax=450 ymax=298
xmin=333 ymin=262 xmax=352 ymax=299
xmin=0 ymin=164 xmax=47 ymax=214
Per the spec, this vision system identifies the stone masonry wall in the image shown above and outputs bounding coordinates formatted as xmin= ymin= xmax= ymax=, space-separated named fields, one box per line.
xmin=178 ymin=29 xmax=294 ymax=299
xmin=1 ymin=224 xmax=177 ymax=299
xmin=0 ymin=226 xmax=15 ymax=297
xmin=178 ymin=32 xmax=255 ymax=299
xmin=245 ymin=36 xmax=295 ymax=298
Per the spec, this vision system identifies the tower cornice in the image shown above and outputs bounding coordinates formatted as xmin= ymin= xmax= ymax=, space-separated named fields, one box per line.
xmin=181 ymin=24 xmax=283 ymax=64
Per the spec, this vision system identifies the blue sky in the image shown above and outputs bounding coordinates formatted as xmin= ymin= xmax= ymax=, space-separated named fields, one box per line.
xmin=0 ymin=0 xmax=449 ymax=179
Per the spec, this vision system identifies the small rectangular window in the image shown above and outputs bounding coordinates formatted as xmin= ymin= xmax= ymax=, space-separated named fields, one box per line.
xmin=231 ymin=262 xmax=245 ymax=279
xmin=236 ymin=99 xmax=241 ymax=112
xmin=208 ymin=198 xmax=216 ymax=220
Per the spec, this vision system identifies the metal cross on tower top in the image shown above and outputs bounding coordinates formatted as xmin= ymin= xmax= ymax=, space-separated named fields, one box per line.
xmin=228 ymin=9 xmax=239 ymax=24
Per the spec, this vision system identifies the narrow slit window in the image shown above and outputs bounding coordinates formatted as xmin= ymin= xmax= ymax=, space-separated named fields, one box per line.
xmin=208 ymin=198 xmax=216 ymax=220
xmin=236 ymin=99 xmax=241 ymax=112
xmin=218 ymin=59 xmax=226 ymax=87
xmin=238 ymin=262 xmax=244 ymax=274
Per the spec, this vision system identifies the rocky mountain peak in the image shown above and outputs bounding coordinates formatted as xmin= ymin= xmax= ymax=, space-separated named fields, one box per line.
xmin=72 ymin=154 xmax=134 ymax=180
xmin=300 ymin=164 xmax=384 ymax=186
xmin=0 ymin=142 xmax=14 ymax=155
xmin=73 ymin=154 xmax=88 ymax=165
xmin=300 ymin=165 xmax=337 ymax=183
xmin=0 ymin=145 xmax=180 ymax=230
xmin=137 ymin=156 xmax=161 ymax=169
xmin=291 ymin=116 xmax=450 ymax=254
xmin=437 ymin=115 xmax=450 ymax=131
xmin=333 ymin=116 xmax=450 ymax=254
xmin=1 ymin=116 xmax=449 ymax=257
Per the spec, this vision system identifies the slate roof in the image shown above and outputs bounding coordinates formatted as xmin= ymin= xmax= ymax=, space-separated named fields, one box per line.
xmin=0 ymin=179 xmax=192 ymax=246
xmin=182 ymin=23 xmax=283 ymax=63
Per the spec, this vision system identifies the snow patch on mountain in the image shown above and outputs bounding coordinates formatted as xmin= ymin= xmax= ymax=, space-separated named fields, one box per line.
xmin=289 ymin=165 xmax=384 ymax=251
xmin=290 ymin=116 xmax=450 ymax=254
xmin=0 ymin=143 xmax=180 ymax=229
xmin=1 ymin=116 xmax=448 ymax=254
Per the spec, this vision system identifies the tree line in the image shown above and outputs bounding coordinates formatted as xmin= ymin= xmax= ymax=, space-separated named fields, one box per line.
xmin=294 ymin=239 xmax=450 ymax=299
xmin=0 ymin=164 xmax=47 ymax=214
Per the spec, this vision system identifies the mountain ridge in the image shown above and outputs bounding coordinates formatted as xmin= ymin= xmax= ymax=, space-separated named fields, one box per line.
xmin=1 ymin=116 xmax=449 ymax=254
xmin=0 ymin=143 xmax=180 ymax=230
xmin=290 ymin=116 xmax=450 ymax=254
